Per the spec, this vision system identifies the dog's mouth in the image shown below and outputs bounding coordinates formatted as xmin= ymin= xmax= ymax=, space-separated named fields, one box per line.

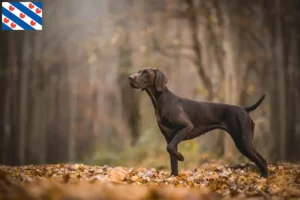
xmin=130 ymin=82 xmax=139 ymax=89
xmin=129 ymin=80 xmax=140 ymax=89
xmin=129 ymin=80 xmax=146 ymax=92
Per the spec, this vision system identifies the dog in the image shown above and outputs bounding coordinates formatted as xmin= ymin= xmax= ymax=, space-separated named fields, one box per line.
xmin=128 ymin=68 xmax=268 ymax=178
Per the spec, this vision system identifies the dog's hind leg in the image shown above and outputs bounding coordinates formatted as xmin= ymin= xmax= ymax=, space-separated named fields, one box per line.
xmin=232 ymin=132 xmax=268 ymax=178
xmin=229 ymin=115 xmax=268 ymax=178
xmin=249 ymin=117 xmax=268 ymax=173
xmin=253 ymin=148 xmax=268 ymax=169
xmin=250 ymin=117 xmax=255 ymax=140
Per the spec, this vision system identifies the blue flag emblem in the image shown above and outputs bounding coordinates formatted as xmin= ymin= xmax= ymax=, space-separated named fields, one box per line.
xmin=2 ymin=2 xmax=42 ymax=31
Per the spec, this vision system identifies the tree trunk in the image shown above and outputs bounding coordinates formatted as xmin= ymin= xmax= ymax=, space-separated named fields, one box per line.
xmin=221 ymin=1 xmax=240 ymax=157
xmin=68 ymin=72 xmax=77 ymax=162
xmin=185 ymin=0 xmax=214 ymax=100
xmin=116 ymin=0 xmax=141 ymax=146
xmin=275 ymin=0 xmax=287 ymax=160
xmin=118 ymin=28 xmax=141 ymax=146
xmin=0 ymin=33 xmax=9 ymax=164
xmin=285 ymin=0 xmax=300 ymax=160
xmin=19 ymin=33 xmax=30 ymax=164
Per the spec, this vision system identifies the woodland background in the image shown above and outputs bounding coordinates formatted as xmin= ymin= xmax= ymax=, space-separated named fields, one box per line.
xmin=0 ymin=0 xmax=300 ymax=168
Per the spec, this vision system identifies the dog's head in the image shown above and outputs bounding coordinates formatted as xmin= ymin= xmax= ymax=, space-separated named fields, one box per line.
xmin=128 ymin=68 xmax=168 ymax=91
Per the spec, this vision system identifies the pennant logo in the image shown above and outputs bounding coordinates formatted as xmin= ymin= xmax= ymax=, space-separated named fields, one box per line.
xmin=2 ymin=2 xmax=42 ymax=31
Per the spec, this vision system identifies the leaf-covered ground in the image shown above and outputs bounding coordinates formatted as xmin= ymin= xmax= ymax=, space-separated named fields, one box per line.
xmin=0 ymin=162 xmax=299 ymax=200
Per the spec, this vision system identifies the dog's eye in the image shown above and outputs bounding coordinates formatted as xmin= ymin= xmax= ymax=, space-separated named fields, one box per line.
xmin=142 ymin=71 xmax=148 ymax=76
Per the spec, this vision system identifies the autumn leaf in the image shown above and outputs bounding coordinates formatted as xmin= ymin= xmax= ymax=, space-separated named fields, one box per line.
xmin=109 ymin=167 xmax=127 ymax=183
xmin=0 ymin=163 xmax=299 ymax=200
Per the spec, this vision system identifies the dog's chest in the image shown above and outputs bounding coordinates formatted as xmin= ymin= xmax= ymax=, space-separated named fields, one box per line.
xmin=156 ymin=112 xmax=179 ymax=137
xmin=155 ymin=101 xmax=181 ymax=136
xmin=156 ymin=108 xmax=173 ymax=125
xmin=157 ymin=121 xmax=175 ymax=138
xmin=159 ymin=115 xmax=176 ymax=127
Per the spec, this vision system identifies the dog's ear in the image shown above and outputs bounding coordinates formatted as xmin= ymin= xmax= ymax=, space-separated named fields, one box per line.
xmin=154 ymin=69 xmax=168 ymax=91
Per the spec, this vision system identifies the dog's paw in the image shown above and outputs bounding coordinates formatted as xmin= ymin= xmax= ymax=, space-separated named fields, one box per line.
xmin=169 ymin=173 xmax=178 ymax=177
xmin=175 ymin=152 xmax=184 ymax=161
xmin=260 ymin=171 xmax=269 ymax=178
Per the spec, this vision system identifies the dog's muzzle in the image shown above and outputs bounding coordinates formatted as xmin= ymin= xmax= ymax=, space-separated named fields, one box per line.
xmin=128 ymin=75 xmax=139 ymax=89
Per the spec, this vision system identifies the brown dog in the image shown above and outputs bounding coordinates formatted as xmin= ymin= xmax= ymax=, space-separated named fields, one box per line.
xmin=128 ymin=68 xmax=268 ymax=178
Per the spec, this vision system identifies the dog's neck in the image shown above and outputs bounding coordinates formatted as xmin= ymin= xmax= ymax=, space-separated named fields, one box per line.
xmin=145 ymin=87 xmax=172 ymax=114
xmin=145 ymin=87 xmax=162 ymax=109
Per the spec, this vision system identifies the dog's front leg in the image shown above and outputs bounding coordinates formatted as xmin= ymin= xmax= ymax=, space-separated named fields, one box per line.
xmin=160 ymin=123 xmax=179 ymax=176
xmin=163 ymin=136 xmax=178 ymax=176
xmin=166 ymin=115 xmax=194 ymax=161
xmin=169 ymin=148 xmax=178 ymax=176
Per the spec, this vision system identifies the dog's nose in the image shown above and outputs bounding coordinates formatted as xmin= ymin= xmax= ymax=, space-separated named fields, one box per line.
xmin=128 ymin=75 xmax=134 ymax=81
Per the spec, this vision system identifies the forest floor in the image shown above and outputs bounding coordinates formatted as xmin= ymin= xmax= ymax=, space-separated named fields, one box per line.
xmin=0 ymin=162 xmax=300 ymax=200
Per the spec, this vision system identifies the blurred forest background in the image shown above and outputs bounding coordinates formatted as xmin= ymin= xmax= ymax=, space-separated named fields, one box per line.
xmin=0 ymin=0 xmax=300 ymax=169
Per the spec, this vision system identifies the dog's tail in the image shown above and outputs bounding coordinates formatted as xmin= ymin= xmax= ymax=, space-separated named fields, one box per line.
xmin=244 ymin=94 xmax=265 ymax=113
